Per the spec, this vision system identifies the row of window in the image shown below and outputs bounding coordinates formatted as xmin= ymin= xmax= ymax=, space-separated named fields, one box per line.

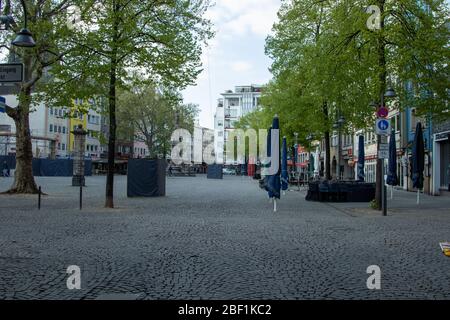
xmin=88 ymin=114 xmax=100 ymax=125
xmin=87 ymin=144 xmax=99 ymax=152
xmin=49 ymin=124 xmax=67 ymax=134
xmin=49 ymin=108 xmax=66 ymax=118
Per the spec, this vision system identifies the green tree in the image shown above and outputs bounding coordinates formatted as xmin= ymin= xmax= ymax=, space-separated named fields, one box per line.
xmin=117 ymin=86 xmax=199 ymax=159
xmin=45 ymin=0 xmax=212 ymax=208
xmin=260 ymin=0 xmax=448 ymax=187
xmin=1 ymin=0 xmax=82 ymax=194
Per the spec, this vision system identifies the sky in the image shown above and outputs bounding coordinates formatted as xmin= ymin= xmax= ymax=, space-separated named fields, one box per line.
xmin=181 ymin=0 xmax=282 ymax=129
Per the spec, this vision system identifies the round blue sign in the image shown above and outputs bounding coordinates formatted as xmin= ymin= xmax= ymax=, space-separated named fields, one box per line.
xmin=377 ymin=119 xmax=389 ymax=131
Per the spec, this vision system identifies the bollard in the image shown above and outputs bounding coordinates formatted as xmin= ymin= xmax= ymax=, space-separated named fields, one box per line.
xmin=38 ymin=186 xmax=41 ymax=210
xmin=79 ymin=184 xmax=82 ymax=210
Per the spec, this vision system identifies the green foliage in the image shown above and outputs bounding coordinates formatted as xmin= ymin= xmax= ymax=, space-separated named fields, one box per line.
xmin=42 ymin=0 xmax=213 ymax=105
xmin=254 ymin=0 xmax=449 ymax=142
xmin=117 ymin=85 xmax=199 ymax=158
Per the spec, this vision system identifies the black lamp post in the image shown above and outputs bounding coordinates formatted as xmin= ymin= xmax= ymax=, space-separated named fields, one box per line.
xmin=1 ymin=0 xmax=36 ymax=47
xmin=333 ymin=115 xmax=346 ymax=180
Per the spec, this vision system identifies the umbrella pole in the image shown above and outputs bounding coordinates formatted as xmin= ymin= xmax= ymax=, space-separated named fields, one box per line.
xmin=391 ymin=186 xmax=393 ymax=200
xmin=417 ymin=189 xmax=420 ymax=205
xmin=274 ymin=199 xmax=277 ymax=212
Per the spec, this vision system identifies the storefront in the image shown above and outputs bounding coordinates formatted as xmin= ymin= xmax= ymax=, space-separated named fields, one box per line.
xmin=432 ymin=131 xmax=450 ymax=194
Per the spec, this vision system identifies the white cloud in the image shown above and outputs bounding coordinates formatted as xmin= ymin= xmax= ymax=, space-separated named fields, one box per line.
xmin=230 ymin=61 xmax=253 ymax=72
xmin=208 ymin=0 xmax=280 ymax=37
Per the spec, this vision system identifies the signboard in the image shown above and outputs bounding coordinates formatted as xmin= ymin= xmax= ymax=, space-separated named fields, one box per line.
xmin=375 ymin=119 xmax=390 ymax=136
xmin=378 ymin=143 xmax=388 ymax=159
xmin=377 ymin=106 xmax=389 ymax=118
xmin=378 ymin=150 xmax=389 ymax=159
xmin=0 ymin=63 xmax=24 ymax=83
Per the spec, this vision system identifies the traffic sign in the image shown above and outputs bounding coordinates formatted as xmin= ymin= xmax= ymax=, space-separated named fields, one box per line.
xmin=378 ymin=143 xmax=389 ymax=159
xmin=377 ymin=106 xmax=389 ymax=118
xmin=0 ymin=63 xmax=24 ymax=83
xmin=378 ymin=150 xmax=389 ymax=159
xmin=375 ymin=119 xmax=390 ymax=135
xmin=0 ymin=96 xmax=5 ymax=113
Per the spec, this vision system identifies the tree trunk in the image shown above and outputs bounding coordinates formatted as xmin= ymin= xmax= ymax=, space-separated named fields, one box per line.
xmin=105 ymin=5 xmax=119 ymax=208
xmin=105 ymin=64 xmax=116 ymax=208
xmin=5 ymin=104 xmax=39 ymax=194
xmin=3 ymin=52 xmax=39 ymax=194
xmin=322 ymin=103 xmax=331 ymax=180
xmin=324 ymin=130 xmax=331 ymax=181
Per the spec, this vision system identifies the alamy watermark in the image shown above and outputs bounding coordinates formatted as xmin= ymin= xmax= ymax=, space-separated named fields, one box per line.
xmin=170 ymin=128 xmax=279 ymax=175
xmin=366 ymin=5 xmax=381 ymax=31
xmin=66 ymin=265 xmax=81 ymax=290
xmin=366 ymin=265 xmax=381 ymax=290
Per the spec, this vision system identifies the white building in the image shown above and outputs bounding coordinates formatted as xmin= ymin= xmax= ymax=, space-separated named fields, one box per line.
xmin=214 ymin=84 xmax=262 ymax=164
xmin=0 ymin=95 xmax=102 ymax=159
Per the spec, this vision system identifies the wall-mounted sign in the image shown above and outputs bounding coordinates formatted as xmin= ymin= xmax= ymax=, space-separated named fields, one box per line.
xmin=0 ymin=63 xmax=24 ymax=83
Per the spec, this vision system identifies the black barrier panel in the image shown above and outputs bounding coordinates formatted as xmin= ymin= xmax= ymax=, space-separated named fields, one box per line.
xmin=0 ymin=155 xmax=16 ymax=170
xmin=38 ymin=159 xmax=73 ymax=176
xmin=32 ymin=158 xmax=41 ymax=176
xmin=127 ymin=159 xmax=166 ymax=197
xmin=84 ymin=160 xmax=92 ymax=176
xmin=207 ymin=164 xmax=223 ymax=179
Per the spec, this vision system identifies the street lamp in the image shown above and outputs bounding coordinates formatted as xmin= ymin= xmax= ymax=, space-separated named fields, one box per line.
xmin=334 ymin=115 xmax=345 ymax=180
xmin=1 ymin=0 xmax=36 ymax=47
xmin=306 ymin=134 xmax=314 ymax=180
xmin=294 ymin=132 xmax=299 ymax=190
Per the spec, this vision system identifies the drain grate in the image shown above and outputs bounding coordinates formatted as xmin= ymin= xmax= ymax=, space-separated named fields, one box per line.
xmin=95 ymin=293 xmax=144 ymax=300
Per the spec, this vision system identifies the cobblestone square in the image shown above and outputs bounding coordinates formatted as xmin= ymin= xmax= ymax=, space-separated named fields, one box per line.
xmin=0 ymin=175 xmax=449 ymax=300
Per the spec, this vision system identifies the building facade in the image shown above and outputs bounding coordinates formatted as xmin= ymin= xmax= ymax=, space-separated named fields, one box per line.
xmin=214 ymin=84 xmax=263 ymax=164
xmin=0 ymin=95 xmax=103 ymax=159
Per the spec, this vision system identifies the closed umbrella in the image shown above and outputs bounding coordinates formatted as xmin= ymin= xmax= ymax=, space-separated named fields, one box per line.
xmin=386 ymin=129 xmax=398 ymax=199
xmin=281 ymin=137 xmax=289 ymax=194
xmin=262 ymin=127 xmax=274 ymax=200
xmin=412 ymin=122 xmax=425 ymax=204
xmin=314 ymin=148 xmax=320 ymax=178
xmin=266 ymin=116 xmax=281 ymax=211
xmin=357 ymin=135 xmax=365 ymax=181
xmin=309 ymin=153 xmax=315 ymax=178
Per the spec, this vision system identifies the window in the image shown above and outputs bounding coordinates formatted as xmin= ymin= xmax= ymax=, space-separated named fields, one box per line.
xmin=49 ymin=124 xmax=53 ymax=132
xmin=57 ymin=143 xmax=61 ymax=150
xmin=58 ymin=109 xmax=62 ymax=117
xmin=62 ymin=143 xmax=66 ymax=151
xmin=49 ymin=108 xmax=53 ymax=115
xmin=58 ymin=126 xmax=61 ymax=133
xmin=62 ymin=127 xmax=66 ymax=134
xmin=86 ymin=145 xmax=90 ymax=151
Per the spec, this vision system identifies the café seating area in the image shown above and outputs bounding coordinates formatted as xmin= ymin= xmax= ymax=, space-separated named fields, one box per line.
xmin=306 ymin=180 xmax=376 ymax=202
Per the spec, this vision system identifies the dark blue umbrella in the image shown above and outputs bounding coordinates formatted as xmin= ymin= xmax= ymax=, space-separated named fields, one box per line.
xmin=309 ymin=153 xmax=315 ymax=176
xmin=386 ymin=130 xmax=398 ymax=186
xmin=262 ymin=127 xmax=274 ymax=198
xmin=266 ymin=116 xmax=281 ymax=210
xmin=412 ymin=122 xmax=425 ymax=203
xmin=281 ymin=137 xmax=289 ymax=191
xmin=357 ymin=135 xmax=365 ymax=181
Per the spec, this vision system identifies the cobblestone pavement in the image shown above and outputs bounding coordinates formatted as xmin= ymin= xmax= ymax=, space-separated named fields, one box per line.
xmin=0 ymin=175 xmax=449 ymax=300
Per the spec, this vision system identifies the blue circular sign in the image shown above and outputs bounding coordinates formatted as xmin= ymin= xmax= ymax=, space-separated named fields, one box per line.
xmin=377 ymin=119 xmax=389 ymax=131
